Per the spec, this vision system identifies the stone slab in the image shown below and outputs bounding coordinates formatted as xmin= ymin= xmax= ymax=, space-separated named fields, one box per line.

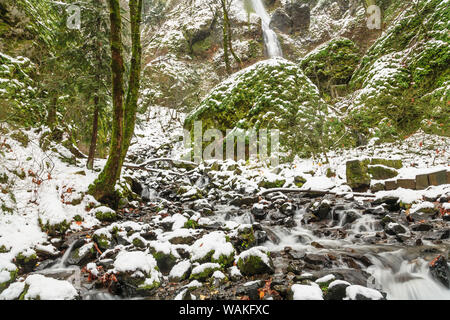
xmin=397 ymin=179 xmax=416 ymax=190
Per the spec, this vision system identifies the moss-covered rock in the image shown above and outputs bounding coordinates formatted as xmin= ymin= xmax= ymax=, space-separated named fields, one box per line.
xmin=151 ymin=250 xmax=177 ymax=274
xmin=184 ymin=58 xmax=329 ymax=157
xmin=258 ymin=177 xmax=286 ymax=189
xmin=368 ymin=165 xmax=398 ymax=180
xmin=14 ymin=251 xmax=38 ymax=273
xmin=92 ymin=231 xmax=113 ymax=252
xmin=236 ymin=247 xmax=275 ymax=276
xmin=93 ymin=206 xmax=118 ymax=222
xmin=189 ymin=263 xmax=222 ymax=282
xmin=370 ymin=158 xmax=403 ymax=169
xmin=299 ymin=38 xmax=361 ymax=99
xmin=190 ymin=231 xmax=235 ymax=267
xmin=347 ymin=158 xmax=403 ymax=189
xmin=235 ymin=226 xmax=257 ymax=251
xmin=66 ymin=243 xmax=96 ymax=266
xmin=112 ymin=251 xmax=161 ymax=297
xmin=346 ymin=160 xmax=371 ymax=191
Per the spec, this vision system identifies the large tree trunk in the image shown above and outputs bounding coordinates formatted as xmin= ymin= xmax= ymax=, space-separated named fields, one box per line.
xmin=88 ymin=0 xmax=125 ymax=205
xmin=47 ymin=96 xmax=57 ymax=130
xmin=121 ymin=0 xmax=143 ymax=161
xmin=223 ymin=2 xmax=241 ymax=67
xmin=221 ymin=1 xmax=231 ymax=74
xmin=86 ymin=95 xmax=99 ymax=170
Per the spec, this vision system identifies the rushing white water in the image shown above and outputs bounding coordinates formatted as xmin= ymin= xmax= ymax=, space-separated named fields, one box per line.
xmin=250 ymin=0 xmax=283 ymax=58
xmin=367 ymin=250 xmax=450 ymax=300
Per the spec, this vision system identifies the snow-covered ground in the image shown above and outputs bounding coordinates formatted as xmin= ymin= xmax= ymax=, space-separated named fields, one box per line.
xmin=0 ymin=106 xmax=448 ymax=299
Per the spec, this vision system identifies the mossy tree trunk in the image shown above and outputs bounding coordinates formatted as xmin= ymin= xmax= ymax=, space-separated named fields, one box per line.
xmin=88 ymin=0 xmax=125 ymax=204
xmin=220 ymin=0 xmax=240 ymax=74
xmin=89 ymin=0 xmax=143 ymax=205
xmin=47 ymin=96 xmax=57 ymax=130
xmin=223 ymin=1 xmax=241 ymax=68
xmin=121 ymin=0 xmax=143 ymax=161
xmin=86 ymin=95 xmax=99 ymax=170
xmin=222 ymin=9 xmax=231 ymax=74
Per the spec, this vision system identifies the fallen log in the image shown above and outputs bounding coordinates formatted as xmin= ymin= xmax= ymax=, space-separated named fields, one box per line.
xmin=122 ymin=164 xmax=184 ymax=176
xmin=129 ymin=158 xmax=198 ymax=168
xmin=258 ymin=188 xmax=376 ymax=198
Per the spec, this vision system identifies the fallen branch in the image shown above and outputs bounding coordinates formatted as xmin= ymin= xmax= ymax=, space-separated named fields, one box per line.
xmin=127 ymin=158 xmax=198 ymax=168
xmin=122 ymin=164 xmax=185 ymax=176
xmin=258 ymin=188 xmax=376 ymax=198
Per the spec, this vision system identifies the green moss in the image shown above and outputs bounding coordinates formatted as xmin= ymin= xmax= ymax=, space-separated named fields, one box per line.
xmin=237 ymin=253 xmax=274 ymax=276
xmin=189 ymin=265 xmax=221 ymax=281
xmin=370 ymin=158 xmax=403 ymax=169
xmin=0 ymin=269 xmax=17 ymax=293
xmin=12 ymin=168 xmax=26 ymax=180
xmin=294 ymin=173 xmax=308 ymax=188
xmin=258 ymin=178 xmax=286 ymax=189
xmin=132 ymin=237 xmax=146 ymax=249
xmin=95 ymin=209 xmax=118 ymax=222
xmin=346 ymin=160 xmax=371 ymax=190
xmin=237 ymin=227 xmax=256 ymax=250
xmin=10 ymin=131 xmax=29 ymax=147
xmin=0 ymin=173 xmax=8 ymax=184
xmin=184 ymin=219 xmax=199 ymax=229
xmin=151 ymin=250 xmax=177 ymax=273
xmin=137 ymin=279 xmax=160 ymax=292
xmin=348 ymin=0 xmax=450 ymax=140
xmin=368 ymin=165 xmax=398 ymax=180
xmin=92 ymin=233 xmax=111 ymax=251
xmin=192 ymin=249 xmax=235 ymax=268
xmin=38 ymin=218 xmax=70 ymax=236
xmin=184 ymin=58 xmax=323 ymax=157
xmin=1 ymin=203 xmax=14 ymax=214
xmin=299 ymin=38 xmax=361 ymax=97
xmin=18 ymin=284 xmax=30 ymax=300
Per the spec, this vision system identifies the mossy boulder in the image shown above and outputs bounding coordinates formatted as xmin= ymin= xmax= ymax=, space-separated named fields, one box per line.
xmin=189 ymin=263 xmax=222 ymax=282
xmin=299 ymin=38 xmax=361 ymax=98
xmin=92 ymin=231 xmax=113 ymax=252
xmin=184 ymin=58 xmax=326 ymax=157
xmin=66 ymin=243 xmax=96 ymax=266
xmin=14 ymin=251 xmax=38 ymax=274
xmin=92 ymin=206 xmax=118 ymax=222
xmin=150 ymin=250 xmax=177 ymax=274
xmin=294 ymin=175 xmax=307 ymax=187
xmin=346 ymin=160 xmax=371 ymax=191
xmin=190 ymin=231 xmax=235 ymax=267
xmin=368 ymin=165 xmax=398 ymax=180
xmin=168 ymin=260 xmax=192 ymax=282
xmin=112 ymin=251 xmax=161 ymax=297
xmin=258 ymin=177 xmax=286 ymax=189
xmin=347 ymin=158 xmax=403 ymax=190
xmin=236 ymin=247 xmax=275 ymax=276
xmin=235 ymin=226 xmax=257 ymax=251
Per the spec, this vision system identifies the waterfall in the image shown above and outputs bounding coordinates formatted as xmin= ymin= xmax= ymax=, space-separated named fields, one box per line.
xmin=250 ymin=0 xmax=283 ymax=58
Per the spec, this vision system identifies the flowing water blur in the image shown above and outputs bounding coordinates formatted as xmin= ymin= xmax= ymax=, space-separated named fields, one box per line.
xmin=250 ymin=0 xmax=283 ymax=58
